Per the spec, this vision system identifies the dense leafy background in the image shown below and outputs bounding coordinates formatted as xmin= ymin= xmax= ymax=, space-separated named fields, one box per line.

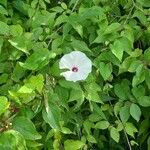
xmin=0 ymin=0 xmax=150 ymax=149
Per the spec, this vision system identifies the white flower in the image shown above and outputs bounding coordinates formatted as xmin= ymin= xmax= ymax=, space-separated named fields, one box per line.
xmin=59 ymin=51 xmax=92 ymax=82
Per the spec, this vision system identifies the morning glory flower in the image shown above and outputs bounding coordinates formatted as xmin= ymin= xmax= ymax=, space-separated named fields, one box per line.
xmin=59 ymin=51 xmax=92 ymax=82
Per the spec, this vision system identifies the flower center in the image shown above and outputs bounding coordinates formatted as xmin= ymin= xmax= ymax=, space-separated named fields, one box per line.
xmin=72 ymin=66 xmax=78 ymax=72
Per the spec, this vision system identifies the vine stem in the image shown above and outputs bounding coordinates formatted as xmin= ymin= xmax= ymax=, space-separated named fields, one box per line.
xmin=131 ymin=0 xmax=144 ymax=12
xmin=116 ymin=115 xmax=132 ymax=150
xmin=124 ymin=5 xmax=134 ymax=25
xmin=47 ymin=25 xmax=63 ymax=47
xmin=124 ymin=0 xmax=145 ymax=25
xmin=47 ymin=0 xmax=81 ymax=47
xmin=109 ymin=100 xmax=132 ymax=150
xmin=71 ymin=0 xmax=80 ymax=12
xmin=43 ymin=74 xmax=50 ymax=113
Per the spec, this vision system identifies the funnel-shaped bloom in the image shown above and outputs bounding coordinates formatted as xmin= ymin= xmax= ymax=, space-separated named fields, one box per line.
xmin=59 ymin=51 xmax=92 ymax=82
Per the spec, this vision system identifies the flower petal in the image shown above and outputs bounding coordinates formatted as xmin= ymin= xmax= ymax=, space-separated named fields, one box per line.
xmin=78 ymin=59 xmax=92 ymax=74
xmin=69 ymin=51 xmax=90 ymax=65
xmin=59 ymin=53 xmax=75 ymax=69
xmin=60 ymin=71 xmax=89 ymax=82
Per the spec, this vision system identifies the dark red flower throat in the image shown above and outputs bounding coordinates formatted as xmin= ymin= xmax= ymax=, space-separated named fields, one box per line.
xmin=72 ymin=67 xmax=78 ymax=72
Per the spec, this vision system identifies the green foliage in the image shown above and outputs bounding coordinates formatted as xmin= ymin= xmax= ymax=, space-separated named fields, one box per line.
xmin=64 ymin=140 xmax=85 ymax=150
xmin=95 ymin=120 xmax=110 ymax=129
xmin=12 ymin=116 xmax=42 ymax=140
xmin=0 ymin=96 xmax=9 ymax=116
xmin=0 ymin=0 xmax=150 ymax=149
xmin=110 ymin=127 xmax=120 ymax=143
xmin=130 ymin=103 xmax=141 ymax=122
xmin=0 ymin=130 xmax=27 ymax=150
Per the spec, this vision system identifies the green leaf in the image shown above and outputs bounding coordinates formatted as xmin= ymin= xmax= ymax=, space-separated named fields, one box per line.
xmin=12 ymin=63 xmax=25 ymax=82
xmin=8 ymin=34 xmax=32 ymax=54
xmin=132 ymin=10 xmax=147 ymax=25
xmin=25 ymin=74 xmax=44 ymax=93
xmin=87 ymin=135 xmax=97 ymax=143
xmin=69 ymin=89 xmax=84 ymax=102
xmin=110 ymin=127 xmax=120 ymax=143
xmin=122 ymin=25 xmax=134 ymax=43
xmin=125 ymin=122 xmax=138 ymax=137
xmin=11 ymin=74 xmax=43 ymax=103
xmin=72 ymin=24 xmax=83 ymax=37
xmin=39 ymin=0 xmax=46 ymax=9
xmin=42 ymin=97 xmax=61 ymax=130
xmin=0 ymin=0 xmax=7 ymax=7
xmin=71 ymin=39 xmax=91 ymax=52
xmin=12 ymin=116 xmax=42 ymax=140
xmin=54 ymin=14 xmax=68 ymax=26
xmin=0 ymin=5 xmax=8 ymax=15
xmin=85 ymin=82 xmax=103 ymax=103
xmin=63 ymin=23 xmax=72 ymax=39
xmin=64 ymin=140 xmax=85 ymax=150
xmin=114 ymin=102 xmax=123 ymax=116
xmin=145 ymin=69 xmax=150 ymax=89
xmin=84 ymin=82 xmax=101 ymax=92
xmin=139 ymin=119 xmax=149 ymax=136
xmin=0 ymin=96 xmax=9 ymax=116
xmin=130 ymin=103 xmax=141 ymax=122
xmin=119 ymin=57 xmax=142 ymax=73
xmin=31 ymin=11 xmax=56 ymax=28
xmin=83 ymin=120 xmax=94 ymax=135
xmin=31 ymin=0 xmax=38 ymax=9
xmin=19 ymin=48 xmax=54 ymax=70
xmin=50 ymin=60 xmax=61 ymax=77
xmin=87 ymin=91 xmax=103 ymax=103
xmin=0 ymin=73 xmax=8 ymax=84
xmin=55 ymin=86 xmax=69 ymax=109
xmin=147 ymin=136 xmax=150 ymax=150
xmin=79 ymin=6 xmax=103 ymax=21
xmin=69 ymin=89 xmax=84 ymax=108
xmin=136 ymin=0 xmax=150 ymax=7
xmin=94 ymin=51 xmax=120 ymax=67
xmin=59 ymin=79 xmax=81 ymax=90
xmin=114 ymin=80 xmax=130 ymax=100
xmin=92 ymin=103 xmax=107 ymax=120
xmin=51 ymin=37 xmax=63 ymax=50
xmin=144 ymin=48 xmax=150 ymax=61
xmin=10 ymin=24 xmax=23 ymax=36
xmin=51 ymin=6 xmax=64 ymax=13
xmin=18 ymin=85 xmax=34 ymax=94
xmin=110 ymin=37 xmax=132 ymax=61
xmin=104 ymin=23 xmax=121 ymax=34
xmin=110 ymin=39 xmax=123 ymax=61
xmin=0 ymin=37 xmax=3 ymax=53
xmin=119 ymin=105 xmax=130 ymax=123
xmin=26 ymin=140 xmax=42 ymax=148
xmin=137 ymin=96 xmax=150 ymax=107
xmin=0 ymin=21 xmax=9 ymax=35
xmin=0 ymin=130 xmax=27 ymax=150
xmin=13 ymin=0 xmax=31 ymax=16
xmin=129 ymin=48 xmax=142 ymax=58
xmin=132 ymin=64 xmax=145 ymax=87
xmin=99 ymin=62 xmax=112 ymax=80
xmin=132 ymin=86 xmax=145 ymax=99
xmin=95 ymin=121 xmax=110 ymax=129
xmin=61 ymin=127 xmax=72 ymax=134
